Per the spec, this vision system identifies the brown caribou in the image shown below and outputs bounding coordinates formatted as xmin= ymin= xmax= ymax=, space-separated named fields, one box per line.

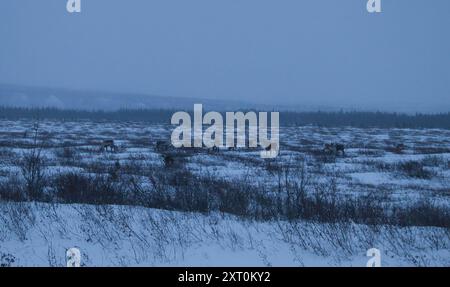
xmin=324 ymin=143 xmax=345 ymax=156
xmin=394 ymin=143 xmax=406 ymax=154
xmin=100 ymin=140 xmax=118 ymax=153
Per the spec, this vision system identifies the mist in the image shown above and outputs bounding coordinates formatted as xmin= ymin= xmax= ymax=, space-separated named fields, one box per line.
xmin=1 ymin=0 xmax=449 ymax=112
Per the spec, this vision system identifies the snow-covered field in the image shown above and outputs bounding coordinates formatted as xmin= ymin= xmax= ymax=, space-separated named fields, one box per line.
xmin=0 ymin=120 xmax=449 ymax=266
xmin=0 ymin=202 xmax=449 ymax=267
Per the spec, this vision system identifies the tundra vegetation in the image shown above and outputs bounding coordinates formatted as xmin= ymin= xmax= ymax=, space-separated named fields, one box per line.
xmin=0 ymin=112 xmax=449 ymax=266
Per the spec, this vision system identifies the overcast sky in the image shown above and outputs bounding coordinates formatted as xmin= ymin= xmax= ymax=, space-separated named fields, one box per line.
xmin=1 ymin=0 xmax=449 ymax=112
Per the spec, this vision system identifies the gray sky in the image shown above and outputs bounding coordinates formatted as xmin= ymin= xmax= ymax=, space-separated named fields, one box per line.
xmin=1 ymin=0 xmax=449 ymax=112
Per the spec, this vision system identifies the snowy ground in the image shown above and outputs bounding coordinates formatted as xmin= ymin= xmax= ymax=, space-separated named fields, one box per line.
xmin=1 ymin=202 xmax=449 ymax=267
xmin=0 ymin=120 xmax=449 ymax=266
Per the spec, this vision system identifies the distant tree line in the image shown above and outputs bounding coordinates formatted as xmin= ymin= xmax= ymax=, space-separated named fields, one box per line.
xmin=281 ymin=111 xmax=450 ymax=129
xmin=0 ymin=107 xmax=172 ymax=123
xmin=1 ymin=106 xmax=450 ymax=129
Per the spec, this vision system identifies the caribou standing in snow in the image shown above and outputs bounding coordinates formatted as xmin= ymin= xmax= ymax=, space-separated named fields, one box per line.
xmin=100 ymin=140 xmax=118 ymax=153
xmin=324 ymin=143 xmax=345 ymax=156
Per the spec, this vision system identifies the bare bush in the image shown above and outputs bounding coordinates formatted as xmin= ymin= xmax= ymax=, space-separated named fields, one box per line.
xmin=55 ymin=146 xmax=80 ymax=165
xmin=397 ymin=160 xmax=435 ymax=179
xmin=18 ymin=124 xmax=47 ymax=200
xmin=0 ymin=174 xmax=25 ymax=202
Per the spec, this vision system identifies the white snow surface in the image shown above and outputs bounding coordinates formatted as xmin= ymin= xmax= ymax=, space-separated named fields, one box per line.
xmin=0 ymin=202 xmax=449 ymax=267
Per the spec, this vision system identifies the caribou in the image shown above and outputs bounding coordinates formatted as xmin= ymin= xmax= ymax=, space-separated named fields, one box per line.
xmin=394 ymin=143 xmax=406 ymax=154
xmin=324 ymin=143 xmax=345 ymax=156
xmin=100 ymin=140 xmax=118 ymax=153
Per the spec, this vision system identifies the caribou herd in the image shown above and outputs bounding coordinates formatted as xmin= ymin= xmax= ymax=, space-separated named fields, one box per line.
xmin=100 ymin=139 xmax=348 ymax=157
xmin=96 ymin=138 xmax=408 ymax=168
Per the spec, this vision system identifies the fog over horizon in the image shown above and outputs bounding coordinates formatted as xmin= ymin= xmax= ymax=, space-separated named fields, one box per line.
xmin=1 ymin=0 xmax=449 ymax=113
